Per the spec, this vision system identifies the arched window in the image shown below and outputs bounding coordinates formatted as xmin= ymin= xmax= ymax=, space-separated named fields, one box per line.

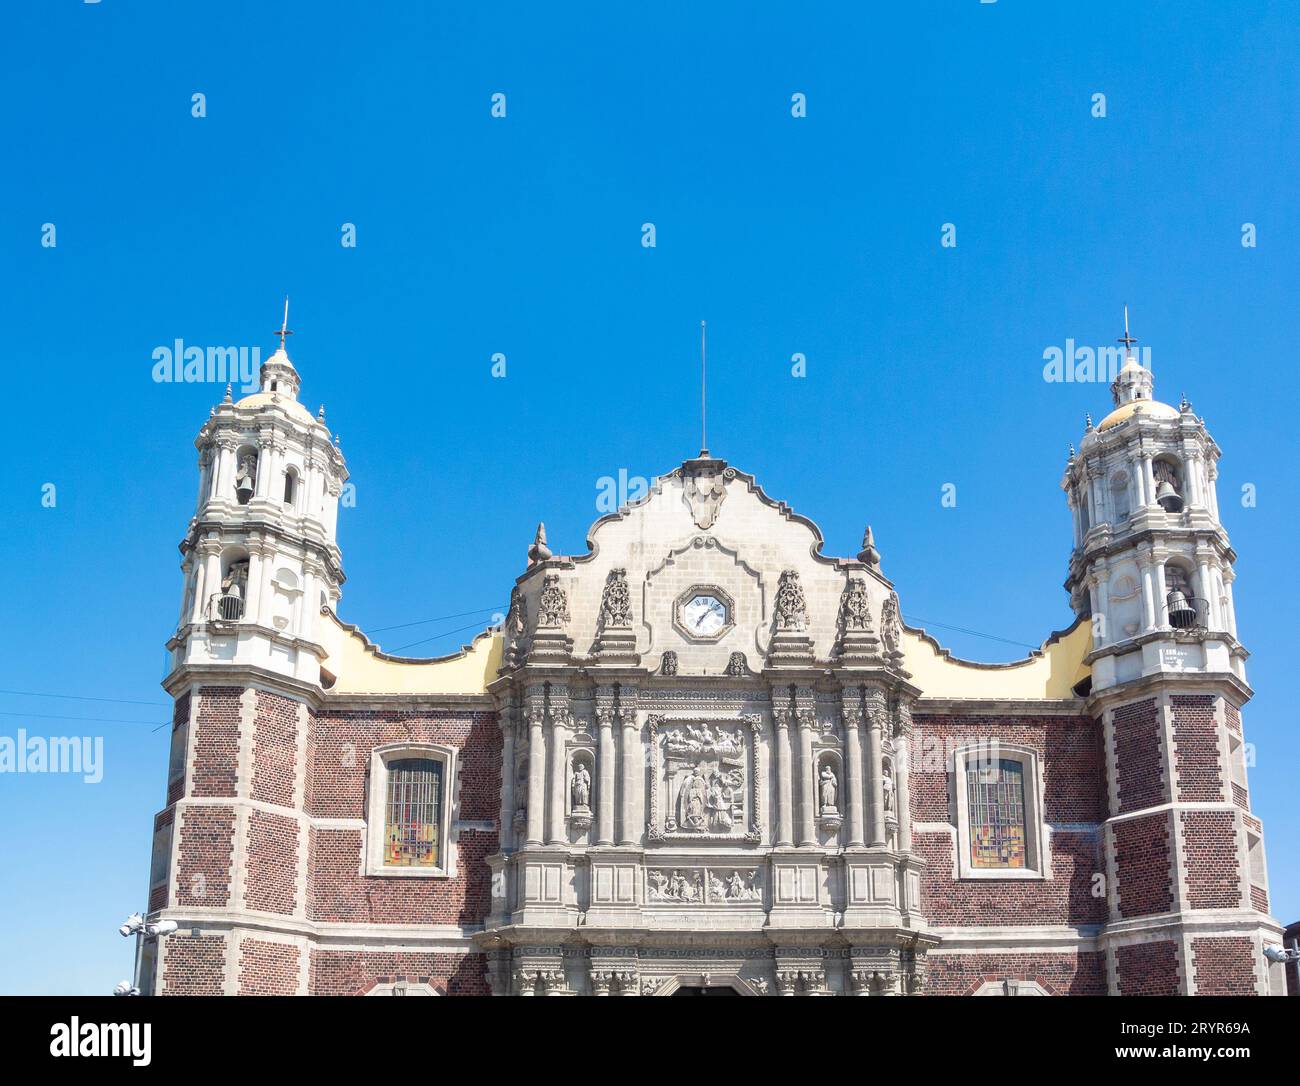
xmin=967 ymin=758 xmax=1026 ymax=870
xmin=954 ymin=745 xmax=1046 ymax=879
xmin=385 ymin=758 xmax=443 ymax=868
xmin=283 ymin=468 xmax=297 ymax=508
xmin=1110 ymin=470 xmax=1130 ymax=521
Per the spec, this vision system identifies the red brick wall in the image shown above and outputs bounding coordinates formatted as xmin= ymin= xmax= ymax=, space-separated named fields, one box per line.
xmin=175 ymin=805 xmax=235 ymax=907
xmin=911 ymin=714 xmax=1104 ymax=824
xmin=1113 ymin=813 xmax=1172 ymax=918
xmin=309 ymin=950 xmax=489 ymax=995
xmin=162 ymin=934 xmax=226 ymax=995
xmin=149 ymin=807 xmax=174 ymax=912
xmin=1225 ymin=703 xmax=1242 ymax=735
xmin=1116 ymin=940 xmax=1180 ymax=995
xmin=1251 ymin=884 xmax=1268 ymax=912
xmin=1171 ymin=695 xmax=1222 ymax=802
xmin=916 ymin=830 xmax=1105 ymax=926
xmin=925 ymin=951 xmax=1106 ymax=995
xmin=1232 ymin=783 xmax=1249 ymax=811
xmin=245 ymin=809 xmax=299 ymax=915
xmin=1112 ymin=699 xmax=1165 ymax=813
xmin=1192 ymin=936 xmax=1256 ymax=995
xmin=910 ymin=713 xmax=1104 ymax=927
xmin=192 ymin=686 xmax=242 ymax=797
xmin=251 ymin=690 xmax=299 ymax=807
xmin=238 ymin=939 xmax=300 ymax=995
xmin=1181 ymin=810 xmax=1242 ymax=909
xmin=304 ymin=707 xmax=499 ymax=926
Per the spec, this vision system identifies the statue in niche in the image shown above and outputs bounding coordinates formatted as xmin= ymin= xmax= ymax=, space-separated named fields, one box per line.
xmin=571 ymin=760 xmax=591 ymax=812
xmin=819 ymin=764 xmax=838 ymax=812
xmin=774 ymin=570 xmax=809 ymax=631
xmin=882 ymin=762 xmax=895 ymax=814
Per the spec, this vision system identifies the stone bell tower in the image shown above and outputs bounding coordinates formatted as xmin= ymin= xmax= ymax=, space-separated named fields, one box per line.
xmin=1062 ymin=314 xmax=1283 ymax=995
xmin=166 ymin=309 xmax=348 ymax=688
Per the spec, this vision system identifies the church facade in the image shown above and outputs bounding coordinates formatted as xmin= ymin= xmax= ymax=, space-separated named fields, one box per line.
xmin=142 ymin=331 xmax=1285 ymax=996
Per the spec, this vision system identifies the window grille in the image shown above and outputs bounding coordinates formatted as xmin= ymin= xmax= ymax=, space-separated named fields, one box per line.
xmin=967 ymin=758 xmax=1026 ymax=869
xmin=384 ymin=758 xmax=443 ymax=867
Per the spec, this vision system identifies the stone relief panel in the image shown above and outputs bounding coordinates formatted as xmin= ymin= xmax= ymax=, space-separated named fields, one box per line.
xmin=646 ymin=868 xmax=762 ymax=904
xmin=647 ymin=715 xmax=762 ymax=843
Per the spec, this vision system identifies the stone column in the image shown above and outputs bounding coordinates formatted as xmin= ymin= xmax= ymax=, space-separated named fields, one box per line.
xmin=1197 ymin=556 xmax=1217 ymax=629
xmin=200 ymin=543 xmax=222 ymax=621
xmin=842 ymin=706 xmax=866 ymax=848
xmin=619 ymin=711 xmax=639 ymax=846
xmin=1138 ymin=549 xmax=1157 ymax=632
xmin=548 ymin=708 xmax=571 ymax=844
xmin=245 ymin=550 xmax=264 ymax=625
xmin=525 ymin=710 xmax=545 ymax=846
xmin=1139 ymin=452 xmax=1156 ymax=509
xmin=895 ymin=705 xmax=913 ymax=853
xmin=797 ymin=708 xmax=817 ymax=846
xmin=866 ymin=688 xmax=887 ymax=847
xmin=1154 ymin=561 xmax=1169 ymax=627
xmin=774 ymin=709 xmax=794 ymax=847
xmin=596 ymin=708 xmax=616 ymax=845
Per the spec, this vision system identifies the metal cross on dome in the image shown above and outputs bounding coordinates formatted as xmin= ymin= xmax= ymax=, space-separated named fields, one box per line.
xmin=275 ymin=298 xmax=294 ymax=350
xmin=1117 ymin=304 xmax=1137 ymax=353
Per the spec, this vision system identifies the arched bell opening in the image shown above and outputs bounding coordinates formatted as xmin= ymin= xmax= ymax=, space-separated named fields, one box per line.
xmin=234 ymin=445 xmax=259 ymax=505
xmin=1153 ymin=455 xmax=1185 ymax=513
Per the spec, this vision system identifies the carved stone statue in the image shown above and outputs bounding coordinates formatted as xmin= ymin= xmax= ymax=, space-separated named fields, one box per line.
xmin=882 ymin=762 xmax=895 ymax=814
xmin=536 ymin=574 xmax=570 ymax=628
xmin=661 ymin=650 xmax=678 ymax=676
xmin=774 ymin=569 xmax=808 ymax=631
xmin=571 ymin=761 xmax=591 ymax=811
xmin=599 ymin=567 xmax=633 ymax=627
xmin=677 ymin=765 xmax=708 ymax=832
xmin=819 ymin=764 xmax=838 ymax=812
xmin=880 ymin=591 xmax=903 ymax=654
xmin=725 ymin=651 xmax=747 ymax=676
xmin=839 ymin=578 xmax=874 ymax=632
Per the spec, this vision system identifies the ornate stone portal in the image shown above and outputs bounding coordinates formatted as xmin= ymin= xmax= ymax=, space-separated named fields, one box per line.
xmin=479 ymin=455 xmax=933 ymax=996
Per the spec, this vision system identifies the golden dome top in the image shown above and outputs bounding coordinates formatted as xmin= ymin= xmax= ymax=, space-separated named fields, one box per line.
xmin=1096 ymin=398 xmax=1180 ymax=431
xmin=233 ymin=391 xmax=317 ymax=425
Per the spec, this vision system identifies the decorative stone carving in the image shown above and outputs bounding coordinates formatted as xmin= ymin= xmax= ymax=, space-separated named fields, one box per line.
xmin=725 ymin=651 xmax=747 ymax=676
xmin=646 ymin=867 xmax=761 ymax=903
xmin=857 ymin=525 xmax=881 ymax=568
xmin=599 ymin=567 xmax=633 ymax=627
xmin=774 ymin=570 xmax=808 ymax=631
xmin=882 ymin=761 xmax=895 ymax=815
xmin=647 ymin=715 xmax=761 ymax=843
xmin=660 ymin=650 xmax=678 ymax=676
xmin=839 ymin=578 xmax=873 ymax=631
xmin=880 ymin=591 xmax=904 ymax=659
xmin=682 ymin=463 xmax=728 ymax=529
xmin=527 ymin=522 xmax=552 ymax=565
xmin=595 ymin=567 xmax=639 ymax=660
xmin=537 ymin=574 xmax=570 ymax=628
xmin=503 ymin=585 xmax=529 ymax=667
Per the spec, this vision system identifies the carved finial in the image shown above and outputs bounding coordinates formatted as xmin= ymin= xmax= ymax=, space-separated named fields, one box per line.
xmin=317 ymin=404 xmax=326 ymax=421
xmin=527 ymin=522 xmax=552 ymax=565
xmin=223 ymin=383 xmax=232 ymax=403
xmin=857 ymin=526 xmax=880 ymax=567
xmin=1068 ymin=443 xmax=1076 ymax=460
xmin=1085 ymin=412 xmax=1093 ymax=430
xmin=1179 ymin=392 xmax=1192 ymax=413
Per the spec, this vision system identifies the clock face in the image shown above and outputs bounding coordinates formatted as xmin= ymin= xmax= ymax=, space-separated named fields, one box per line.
xmin=682 ymin=593 xmax=728 ymax=636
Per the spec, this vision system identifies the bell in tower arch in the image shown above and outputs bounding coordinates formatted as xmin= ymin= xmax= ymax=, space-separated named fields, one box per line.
xmin=1153 ymin=459 xmax=1184 ymax=513
xmin=234 ymin=449 xmax=258 ymax=505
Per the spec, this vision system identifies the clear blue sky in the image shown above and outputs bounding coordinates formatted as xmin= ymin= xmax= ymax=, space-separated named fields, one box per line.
xmin=1 ymin=2 xmax=1295 ymax=994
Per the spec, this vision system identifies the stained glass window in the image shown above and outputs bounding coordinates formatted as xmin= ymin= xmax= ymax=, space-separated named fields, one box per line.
xmin=385 ymin=758 xmax=443 ymax=868
xmin=967 ymin=758 xmax=1026 ymax=869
